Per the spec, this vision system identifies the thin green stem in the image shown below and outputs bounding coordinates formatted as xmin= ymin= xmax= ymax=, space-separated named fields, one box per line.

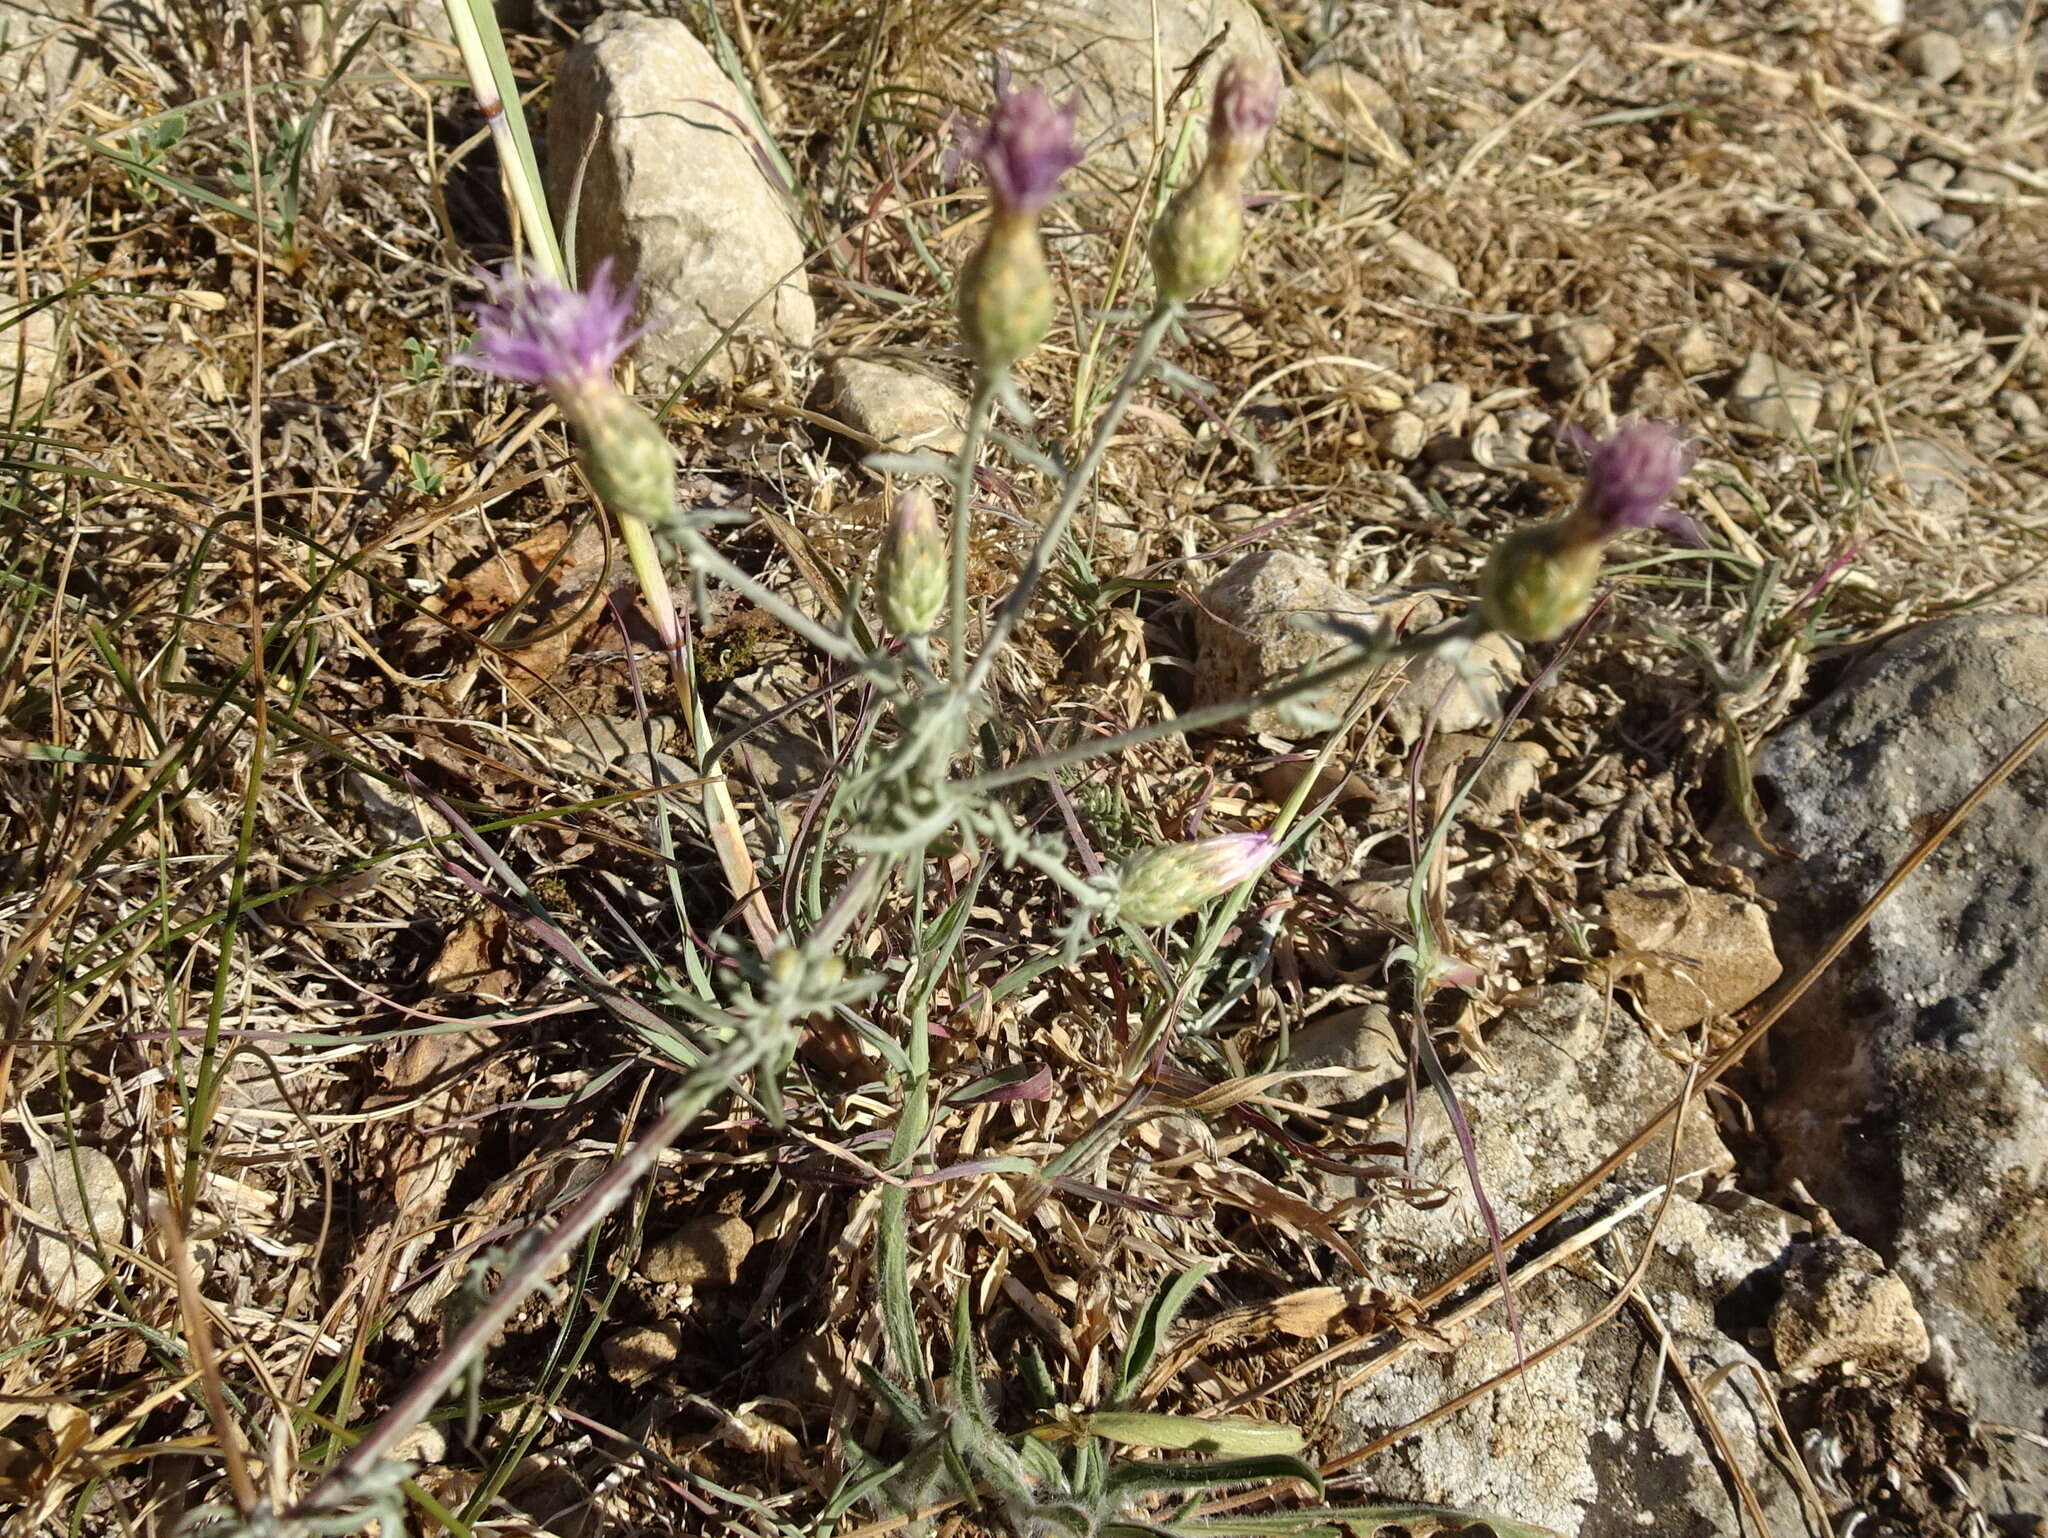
xmin=966 ymin=301 xmax=1181 ymax=693
xmin=618 ymin=516 xmax=682 ymax=653
xmin=948 ymin=380 xmax=996 ymax=683
xmin=1125 ymin=677 xmax=1385 ymax=1075
xmin=440 ymin=0 xmax=564 ymax=278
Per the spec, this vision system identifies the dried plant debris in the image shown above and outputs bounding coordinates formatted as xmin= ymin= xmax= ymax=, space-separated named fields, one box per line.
xmin=2 ymin=0 xmax=2043 ymax=1534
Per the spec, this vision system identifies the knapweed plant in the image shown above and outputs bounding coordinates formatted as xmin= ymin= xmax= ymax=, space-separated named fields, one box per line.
xmin=290 ymin=36 xmax=1702 ymax=1538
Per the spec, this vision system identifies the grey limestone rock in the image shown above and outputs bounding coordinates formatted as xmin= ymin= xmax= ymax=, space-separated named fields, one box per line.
xmin=1737 ymin=614 xmax=2048 ymax=1512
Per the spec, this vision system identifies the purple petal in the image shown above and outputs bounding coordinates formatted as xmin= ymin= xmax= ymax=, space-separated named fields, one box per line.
xmin=1574 ymin=420 xmax=1698 ymax=539
xmin=960 ymin=71 xmax=1082 ymax=216
xmin=458 ymin=260 xmax=642 ymax=396
xmin=1211 ymin=57 xmax=1281 ymax=149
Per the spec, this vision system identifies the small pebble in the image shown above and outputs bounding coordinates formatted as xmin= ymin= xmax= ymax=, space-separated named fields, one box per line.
xmin=1730 ymin=350 xmax=1826 ymax=436
xmin=1816 ymin=177 xmax=1856 ymax=211
xmin=1539 ymin=354 xmax=1591 ymax=394
xmin=1383 ymin=230 xmax=1464 ymax=295
xmin=1855 ymin=153 xmax=1898 ymax=182
xmin=1896 ymin=28 xmax=1964 ymax=86
xmin=1996 ymin=389 xmax=2043 ymax=428
xmin=1926 ymin=212 xmax=1975 ymax=248
xmin=1541 ymin=317 xmax=1618 ymax=369
xmin=641 ymin=1214 xmax=754 ymax=1289
xmin=1903 ymin=157 xmax=1957 ymax=191
xmin=603 ymin=1322 xmax=684 ymax=1386
xmin=1874 ymin=181 xmax=1944 ymax=232
xmin=1424 ymin=432 xmax=1478 ymax=466
xmin=1953 ymin=167 xmax=2017 ymax=200
xmin=1673 ymin=324 xmax=1717 ymax=377
xmin=1374 ymin=410 xmax=1426 ymax=461
xmin=1410 ymin=380 xmax=1472 ymax=432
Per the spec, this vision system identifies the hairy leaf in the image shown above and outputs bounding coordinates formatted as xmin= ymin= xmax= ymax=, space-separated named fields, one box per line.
xmin=1071 ymin=1411 xmax=1304 ymax=1456
xmin=1104 ymin=1452 xmax=1325 ymax=1501
xmin=1114 ymin=1265 xmax=1212 ymax=1404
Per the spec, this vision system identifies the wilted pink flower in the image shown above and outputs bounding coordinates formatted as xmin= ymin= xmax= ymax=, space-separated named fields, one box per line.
xmin=1116 ymin=832 xmax=1275 ymax=926
xmin=460 ymin=260 xmax=642 ymax=400
xmin=1210 ymin=57 xmax=1282 ymax=156
xmin=1570 ymin=421 xmax=1700 ymax=543
xmin=959 ymin=69 xmax=1083 ymax=218
xmin=1480 ymin=420 xmax=1703 ymax=640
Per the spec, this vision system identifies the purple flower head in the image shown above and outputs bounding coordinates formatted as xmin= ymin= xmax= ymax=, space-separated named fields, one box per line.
xmin=460 ymin=260 xmax=642 ymax=399
xmin=1569 ymin=421 xmax=1701 ymax=544
xmin=959 ymin=68 xmax=1083 ymax=217
xmin=1210 ymin=57 xmax=1282 ymax=152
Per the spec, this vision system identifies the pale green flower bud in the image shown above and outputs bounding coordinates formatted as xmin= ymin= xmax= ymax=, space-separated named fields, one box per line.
xmin=1148 ymin=171 xmax=1245 ymax=304
xmin=959 ymin=213 xmax=1053 ymax=374
xmin=1116 ymin=833 xmax=1275 ymax=927
xmin=1477 ymin=519 xmax=1605 ymax=642
xmin=564 ymin=386 xmax=678 ymax=530
xmin=877 ymin=488 xmax=947 ymax=638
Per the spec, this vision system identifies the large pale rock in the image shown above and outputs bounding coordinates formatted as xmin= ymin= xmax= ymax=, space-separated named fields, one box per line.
xmin=641 ymin=1213 xmax=754 ymax=1290
xmin=1728 ymin=351 xmax=1825 ymax=437
xmin=1852 ymin=433 xmax=1973 ymax=513
xmin=1190 ymin=550 xmax=1380 ymax=737
xmin=993 ymin=0 xmax=1282 ymax=182
xmin=815 ymin=357 xmax=965 ymax=454
xmin=1283 ymin=63 xmax=1405 ymax=192
xmin=1769 ymin=1233 xmax=1930 ymax=1379
xmin=1324 ymin=983 xmax=1809 ymax=1535
xmin=1344 ymin=984 xmax=1732 ymax=1246
xmin=1381 ymin=631 xmax=1520 ymax=744
xmin=0 ymin=0 xmax=131 ymax=103
xmin=1736 ymin=614 xmax=2048 ymax=1510
xmin=3 ymin=302 xmax=61 ymax=414
xmin=548 ymin=14 xmax=813 ymax=386
xmin=1280 ymin=1004 xmax=1400 ymax=1111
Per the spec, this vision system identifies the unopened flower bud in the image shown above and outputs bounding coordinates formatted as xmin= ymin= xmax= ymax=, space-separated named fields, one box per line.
xmin=1478 ymin=420 xmax=1700 ymax=641
xmin=568 ymin=388 xmax=679 ymax=530
xmin=1116 ymin=833 xmax=1275 ymax=927
xmin=959 ymin=214 xmax=1054 ymax=373
xmin=1149 ymin=176 xmax=1244 ymax=304
xmin=953 ymin=72 xmax=1081 ymax=374
xmin=877 ymin=488 xmax=947 ymax=638
xmin=1477 ymin=519 xmax=1603 ymax=642
xmin=958 ymin=74 xmax=1083 ymax=221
